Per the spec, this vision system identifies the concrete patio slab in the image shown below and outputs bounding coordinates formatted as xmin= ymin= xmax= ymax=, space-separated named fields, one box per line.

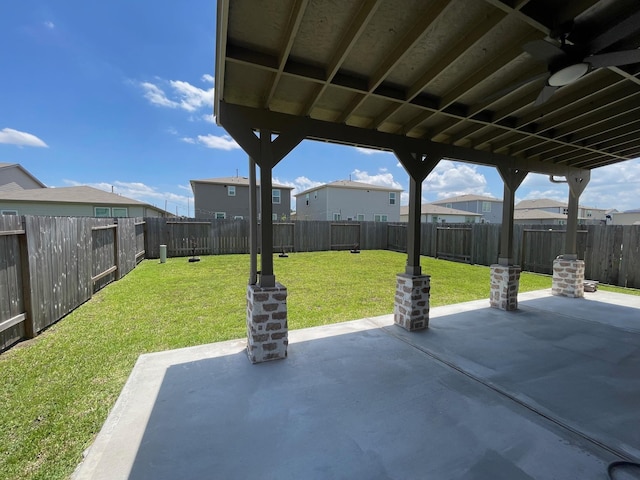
xmin=72 ymin=289 xmax=640 ymax=480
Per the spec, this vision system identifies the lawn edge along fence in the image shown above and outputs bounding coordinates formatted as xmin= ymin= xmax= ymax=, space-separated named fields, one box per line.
xmin=2 ymin=216 xmax=640 ymax=352
xmin=0 ymin=216 xmax=144 ymax=351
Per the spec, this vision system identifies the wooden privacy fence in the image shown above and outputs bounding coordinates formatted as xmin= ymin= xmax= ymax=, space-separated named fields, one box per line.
xmin=0 ymin=216 xmax=144 ymax=351
xmin=143 ymin=218 xmax=389 ymax=255
xmin=3 ymin=216 xmax=640 ymax=351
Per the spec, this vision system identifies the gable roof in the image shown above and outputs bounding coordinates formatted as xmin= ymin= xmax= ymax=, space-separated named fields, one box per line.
xmin=400 ymin=204 xmax=482 ymax=217
xmin=0 ymin=186 xmax=152 ymax=206
xmin=0 ymin=163 xmax=47 ymax=188
xmin=190 ymin=176 xmax=293 ymax=190
xmin=515 ymin=198 xmax=566 ymax=210
xmin=296 ymin=180 xmax=402 ymax=197
xmin=514 ymin=209 xmax=567 ymax=221
xmin=431 ymin=194 xmax=501 ymax=205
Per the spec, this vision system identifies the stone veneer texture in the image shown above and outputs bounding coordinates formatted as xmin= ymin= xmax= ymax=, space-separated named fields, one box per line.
xmin=394 ymin=274 xmax=430 ymax=331
xmin=552 ymin=258 xmax=585 ymax=298
xmin=246 ymin=283 xmax=288 ymax=363
xmin=490 ymin=265 xmax=521 ymax=311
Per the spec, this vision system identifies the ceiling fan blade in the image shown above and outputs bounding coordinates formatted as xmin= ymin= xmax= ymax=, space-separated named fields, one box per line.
xmin=587 ymin=49 xmax=640 ymax=68
xmin=588 ymin=10 xmax=640 ymax=53
xmin=535 ymin=85 xmax=558 ymax=106
xmin=483 ymin=72 xmax=549 ymax=104
xmin=523 ymin=40 xmax=566 ymax=63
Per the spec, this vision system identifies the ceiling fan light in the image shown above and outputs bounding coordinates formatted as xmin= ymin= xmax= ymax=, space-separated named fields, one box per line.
xmin=548 ymin=62 xmax=589 ymax=86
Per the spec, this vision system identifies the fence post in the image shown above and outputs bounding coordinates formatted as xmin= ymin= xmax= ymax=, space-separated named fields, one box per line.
xmin=18 ymin=217 xmax=35 ymax=338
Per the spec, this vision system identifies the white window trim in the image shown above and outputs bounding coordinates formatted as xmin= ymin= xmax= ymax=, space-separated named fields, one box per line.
xmin=356 ymin=214 xmax=365 ymax=221
xmin=94 ymin=207 xmax=111 ymax=217
xmin=215 ymin=212 xmax=226 ymax=219
xmin=234 ymin=215 xmax=243 ymax=220
xmin=1 ymin=209 xmax=18 ymax=215
xmin=333 ymin=213 xmax=341 ymax=221
xmin=374 ymin=214 xmax=388 ymax=222
xmin=272 ymin=189 xmax=281 ymax=204
xmin=389 ymin=192 xmax=396 ymax=205
xmin=482 ymin=201 xmax=492 ymax=213
xmin=272 ymin=213 xmax=278 ymax=221
xmin=228 ymin=185 xmax=236 ymax=197
xmin=112 ymin=207 xmax=128 ymax=218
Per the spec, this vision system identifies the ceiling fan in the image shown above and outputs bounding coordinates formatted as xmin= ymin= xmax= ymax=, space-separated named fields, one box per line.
xmin=522 ymin=11 xmax=640 ymax=105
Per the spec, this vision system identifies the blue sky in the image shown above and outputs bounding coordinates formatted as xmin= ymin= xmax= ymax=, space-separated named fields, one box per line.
xmin=2 ymin=1 xmax=639 ymax=215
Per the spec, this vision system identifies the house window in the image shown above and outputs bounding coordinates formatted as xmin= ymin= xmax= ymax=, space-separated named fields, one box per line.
xmin=356 ymin=214 xmax=365 ymax=221
xmin=333 ymin=213 xmax=341 ymax=221
xmin=389 ymin=192 xmax=396 ymax=205
xmin=446 ymin=203 xmax=452 ymax=209
xmin=374 ymin=214 xmax=388 ymax=222
xmin=314 ymin=192 xmax=317 ymax=199
xmin=1 ymin=209 xmax=18 ymax=215
xmin=234 ymin=216 xmax=243 ymax=220
xmin=272 ymin=189 xmax=281 ymax=204
xmin=558 ymin=219 xmax=566 ymax=225
xmin=112 ymin=207 xmax=128 ymax=218
xmin=305 ymin=193 xmax=309 ymax=205
xmin=432 ymin=216 xmax=438 ymax=223
xmin=215 ymin=212 xmax=226 ymax=219
xmin=272 ymin=213 xmax=278 ymax=221
xmin=586 ymin=210 xmax=592 ymax=217
xmin=482 ymin=201 xmax=491 ymax=212
xmin=95 ymin=207 xmax=111 ymax=217
xmin=228 ymin=186 xmax=236 ymax=196
xmin=563 ymin=207 xmax=569 ymax=215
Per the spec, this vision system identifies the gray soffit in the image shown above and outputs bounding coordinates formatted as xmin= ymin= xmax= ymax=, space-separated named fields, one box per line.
xmin=214 ymin=0 xmax=640 ymax=175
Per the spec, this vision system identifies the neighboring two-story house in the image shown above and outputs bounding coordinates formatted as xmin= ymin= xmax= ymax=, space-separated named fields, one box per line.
xmin=400 ymin=204 xmax=482 ymax=223
xmin=190 ymin=176 xmax=293 ymax=220
xmin=515 ymin=198 xmax=607 ymax=225
xmin=430 ymin=194 xmax=503 ymax=223
xmin=295 ymin=180 xmax=402 ymax=222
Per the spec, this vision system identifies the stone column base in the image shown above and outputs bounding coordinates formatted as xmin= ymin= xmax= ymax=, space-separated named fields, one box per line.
xmin=394 ymin=274 xmax=430 ymax=331
xmin=552 ymin=258 xmax=585 ymax=298
xmin=490 ymin=265 xmax=521 ymax=311
xmin=246 ymin=283 xmax=288 ymax=363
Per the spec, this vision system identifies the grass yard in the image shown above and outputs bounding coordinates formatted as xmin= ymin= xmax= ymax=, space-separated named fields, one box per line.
xmin=0 ymin=250 xmax=637 ymax=479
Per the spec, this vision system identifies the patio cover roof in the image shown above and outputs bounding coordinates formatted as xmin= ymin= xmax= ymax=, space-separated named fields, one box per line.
xmin=215 ymin=0 xmax=640 ymax=175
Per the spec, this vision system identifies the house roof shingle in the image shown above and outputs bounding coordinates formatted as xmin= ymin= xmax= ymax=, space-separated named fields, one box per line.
xmin=400 ymin=204 xmax=482 ymax=216
xmin=190 ymin=176 xmax=293 ymax=189
xmin=0 ymin=186 xmax=151 ymax=206
xmin=431 ymin=194 xmax=501 ymax=205
xmin=296 ymin=180 xmax=402 ymax=197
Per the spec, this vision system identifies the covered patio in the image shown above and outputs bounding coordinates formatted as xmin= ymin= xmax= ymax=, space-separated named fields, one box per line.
xmin=213 ymin=0 xmax=640 ymax=362
xmin=72 ymin=289 xmax=640 ymax=479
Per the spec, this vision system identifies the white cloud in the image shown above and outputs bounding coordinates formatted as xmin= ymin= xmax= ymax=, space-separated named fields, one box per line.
xmin=44 ymin=21 xmax=55 ymax=29
xmin=202 ymin=113 xmax=216 ymax=123
xmin=140 ymin=82 xmax=179 ymax=109
xmin=181 ymin=134 xmax=239 ymax=150
xmin=64 ymin=179 xmax=192 ymax=214
xmin=351 ymin=168 xmax=403 ymax=190
xmin=139 ymin=74 xmax=214 ymax=113
xmin=517 ymin=161 xmax=640 ymax=211
xmin=423 ymin=160 xmax=490 ymax=199
xmin=355 ymin=146 xmax=392 ymax=155
xmin=0 ymin=128 xmax=48 ymax=147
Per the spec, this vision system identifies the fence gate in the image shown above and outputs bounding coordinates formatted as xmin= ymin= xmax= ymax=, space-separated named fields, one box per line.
xmin=436 ymin=227 xmax=472 ymax=263
xmin=330 ymin=223 xmax=360 ymax=250
xmin=387 ymin=224 xmax=407 ymax=252
xmin=520 ymin=229 xmax=587 ymax=274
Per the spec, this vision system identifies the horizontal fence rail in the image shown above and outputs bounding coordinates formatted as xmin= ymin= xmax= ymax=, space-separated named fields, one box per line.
xmin=1 ymin=215 xmax=639 ymax=352
xmin=1 ymin=215 xmax=143 ymax=351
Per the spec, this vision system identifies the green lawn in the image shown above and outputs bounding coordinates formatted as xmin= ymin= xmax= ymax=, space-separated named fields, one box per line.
xmin=0 ymin=250 xmax=637 ymax=479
